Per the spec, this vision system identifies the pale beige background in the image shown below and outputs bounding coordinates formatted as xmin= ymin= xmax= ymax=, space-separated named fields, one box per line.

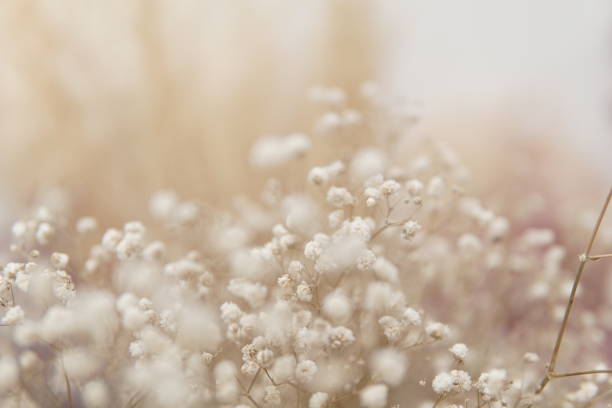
xmin=0 ymin=0 xmax=609 ymax=224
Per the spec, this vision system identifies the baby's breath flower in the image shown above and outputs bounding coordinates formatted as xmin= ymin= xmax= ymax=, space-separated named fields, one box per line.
xmin=36 ymin=222 xmax=54 ymax=245
xmin=2 ymin=306 xmax=24 ymax=325
xmin=426 ymin=322 xmax=449 ymax=340
xmin=295 ymin=360 xmax=317 ymax=384
xmin=523 ymin=352 xmax=539 ymax=364
xmin=566 ymin=381 xmax=598 ymax=403
xmin=359 ymin=384 xmax=388 ymax=408
xmin=309 ymin=392 xmax=329 ymax=408
xmin=401 ymin=220 xmax=421 ymax=241
xmin=449 ymin=343 xmax=469 ymax=362
xmin=432 ymin=370 xmax=472 ymax=394
xmin=326 ymin=186 xmax=354 ymax=208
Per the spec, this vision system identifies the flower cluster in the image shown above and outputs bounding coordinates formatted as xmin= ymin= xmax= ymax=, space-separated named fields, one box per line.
xmin=0 ymin=86 xmax=609 ymax=408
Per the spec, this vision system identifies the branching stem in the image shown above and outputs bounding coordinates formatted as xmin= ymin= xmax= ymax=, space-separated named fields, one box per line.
xmin=534 ymin=188 xmax=612 ymax=397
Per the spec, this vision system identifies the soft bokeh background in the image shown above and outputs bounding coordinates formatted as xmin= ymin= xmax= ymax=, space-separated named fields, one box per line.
xmin=0 ymin=0 xmax=610 ymax=224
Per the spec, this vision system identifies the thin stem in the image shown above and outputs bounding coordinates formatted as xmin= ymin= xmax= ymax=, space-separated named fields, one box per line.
xmin=546 ymin=259 xmax=587 ymax=375
xmin=248 ymin=368 xmax=261 ymax=393
xmin=62 ymin=360 xmax=73 ymax=408
xmin=263 ymin=368 xmax=278 ymax=386
xmin=584 ymin=188 xmax=611 ymax=256
xmin=244 ymin=394 xmax=262 ymax=408
xmin=9 ymin=283 xmax=15 ymax=307
xmin=536 ymin=188 xmax=612 ymax=395
xmin=551 ymin=369 xmax=612 ymax=378
xmin=432 ymin=394 xmax=445 ymax=408
xmin=589 ymin=253 xmax=612 ymax=261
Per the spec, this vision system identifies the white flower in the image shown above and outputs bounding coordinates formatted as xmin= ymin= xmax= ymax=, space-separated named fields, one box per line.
xmin=432 ymin=370 xmax=472 ymax=394
xmin=36 ymin=222 xmax=55 ymax=245
xmin=328 ymin=326 xmax=355 ymax=349
xmin=309 ymin=392 xmax=329 ymax=408
xmin=256 ymin=349 xmax=274 ymax=368
xmin=101 ymin=228 xmax=122 ymax=251
xmin=426 ymin=322 xmax=449 ymax=340
xmin=295 ymin=360 xmax=317 ymax=384
xmin=380 ymin=180 xmax=401 ymax=196
xmin=308 ymin=167 xmax=330 ymax=186
xmin=296 ymin=282 xmax=313 ymax=302
xmin=370 ymin=348 xmax=407 ymax=386
xmin=476 ymin=369 xmax=508 ymax=400
xmin=359 ymin=384 xmax=388 ymax=408
xmin=304 ymin=240 xmax=323 ymax=260
xmin=2 ymin=306 xmax=24 ymax=325
xmin=51 ymin=252 xmax=70 ymax=269
xmin=250 ymin=133 xmax=311 ymax=168
xmin=457 ymin=234 xmax=482 ymax=258
xmin=227 ymin=279 xmax=268 ymax=308
xmin=523 ymin=352 xmax=539 ymax=364
xmin=350 ymin=148 xmax=386 ymax=183
xmin=82 ymin=380 xmax=109 ymax=408
xmin=263 ymin=385 xmax=281 ymax=406
xmin=403 ymin=308 xmax=422 ymax=326
xmin=322 ymin=290 xmax=352 ymax=323
xmin=373 ymin=257 xmax=398 ymax=283
xmin=449 ymin=343 xmax=469 ymax=362
xmin=405 ymin=179 xmax=424 ymax=196
xmin=364 ymin=187 xmax=382 ymax=208
xmin=427 ymin=177 xmax=445 ymax=197
xmin=220 ymin=302 xmax=242 ymax=323
xmin=76 ymin=216 xmax=98 ymax=234
xmin=401 ymin=220 xmax=421 ymax=241
xmin=567 ymin=381 xmax=598 ymax=403
xmin=326 ymin=186 xmax=354 ymax=208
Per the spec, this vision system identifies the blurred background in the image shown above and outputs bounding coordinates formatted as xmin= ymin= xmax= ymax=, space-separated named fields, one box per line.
xmin=0 ymin=0 xmax=610 ymax=226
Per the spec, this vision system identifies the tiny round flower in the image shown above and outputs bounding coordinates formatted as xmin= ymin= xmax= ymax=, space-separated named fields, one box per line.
xmin=256 ymin=349 xmax=274 ymax=368
xmin=380 ymin=180 xmax=401 ymax=196
xmin=288 ymin=260 xmax=305 ymax=277
xmin=241 ymin=360 xmax=259 ymax=376
xmin=296 ymin=282 xmax=313 ymax=302
xmin=76 ymin=216 xmax=98 ymax=234
xmin=50 ymin=252 xmax=69 ymax=270
xmin=102 ymin=228 xmax=123 ymax=251
xmin=359 ymin=384 xmax=388 ymax=408
xmin=326 ymin=186 xmax=354 ymax=208
xmin=457 ymin=234 xmax=482 ymax=258
xmin=328 ymin=209 xmax=345 ymax=228
xmin=449 ymin=343 xmax=469 ymax=362
xmin=567 ymin=381 xmax=598 ymax=403
xmin=403 ymin=308 xmax=422 ymax=326
xmin=427 ymin=177 xmax=445 ymax=197
xmin=2 ymin=306 xmax=24 ymax=325
xmin=406 ymin=179 xmax=424 ymax=196
xmin=263 ymin=385 xmax=282 ymax=406
xmin=220 ymin=302 xmax=242 ymax=324
xmin=523 ymin=352 xmax=540 ymax=364
xmin=370 ymin=348 xmax=407 ymax=386
xmin=322 ymin=290 xmax=352 ymax=323
xmin=328 ymin=326 xmax=355 ymax=349
xmin=308 ymin=167 xmax=329 ymax=186
xmin=11 ymin=222 xmax=27 ymax=239
xmin=304 ymin=240 xmax=323 ymax=260
xmin=426 ymin=322 xmax=449 ymax=340
xmin=35 ymin=222 xmax=54 ymax=245
xmin=309 ymin=392 xmax=329 ymax=408
xmin=432 ymin=370 xmax=472 ymax=394
xmin=364 ymin=187 xmax=382 ymax=207
xmin=316 ymin=112 xmax=342 ymax=134
xmin=295 ymin=360 xmax=317 ymax=384
xmin=401 ymin=220 xmax=421 ymax=241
